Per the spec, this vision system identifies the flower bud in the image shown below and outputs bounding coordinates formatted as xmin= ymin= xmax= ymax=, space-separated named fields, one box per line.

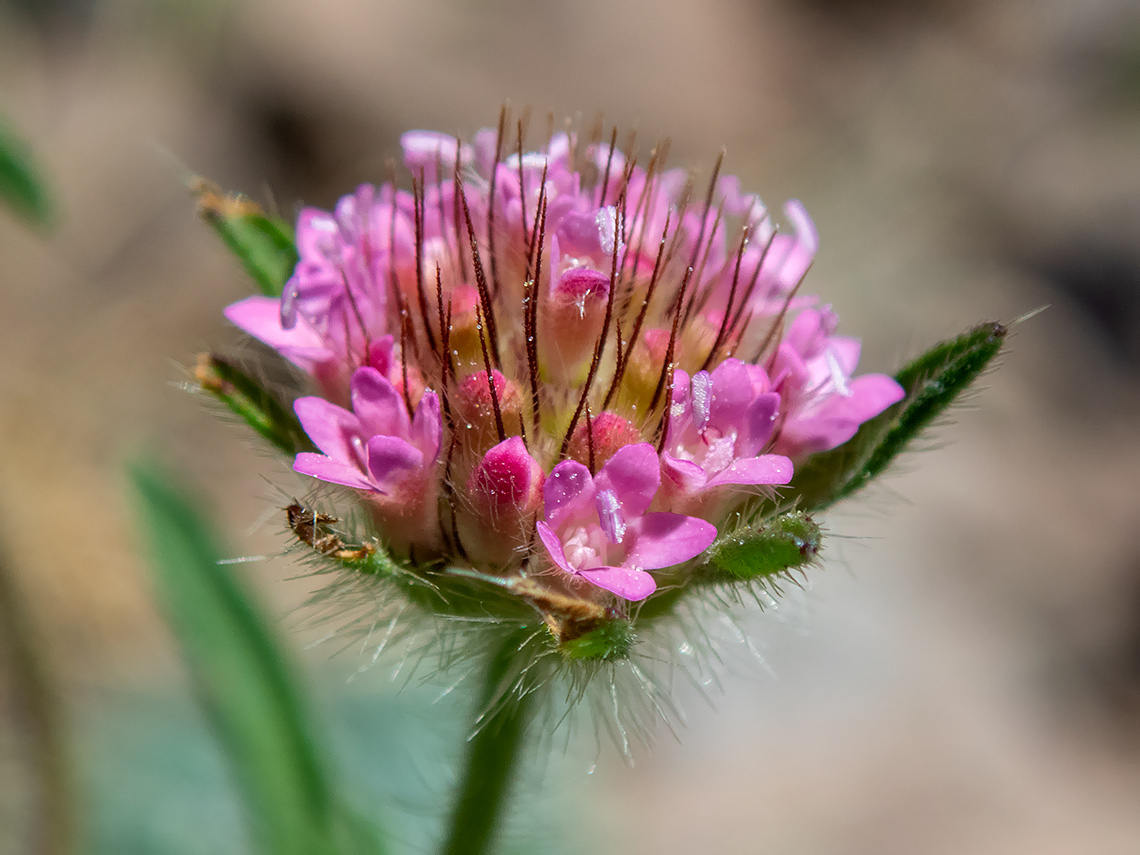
xmin=566 ymin=411 xmax=641 ymax=469
xmin=539 ymin=267 xmax=610 ymax=384
xmin=454 ymin=369 xmax=523 ymax=453
xmin=617 ymin=327 xmax=670 ymax=415
xmin=443 ymin=285 xmax=485 ymax=373
xmin=460 ymin=436 xmax=545 ymax=567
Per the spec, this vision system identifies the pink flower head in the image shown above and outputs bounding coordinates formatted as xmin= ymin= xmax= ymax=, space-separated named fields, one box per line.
xmin=770 ymin=307 xmax=905 ymax=458
xmin=662 ymin=358 xmax=794 ymax=495
xmin=213 ymin=112 xmax=932 ymax=646
xmin=536 ymin=444 xmax=717 ymax=601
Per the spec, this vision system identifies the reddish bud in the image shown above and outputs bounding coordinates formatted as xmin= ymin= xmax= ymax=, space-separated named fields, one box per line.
xmin=567 ymin=411 xmax=642 ymax=469
xmin=454 ymin=369 xmax=523 ymax=452
xmin=461 ymin=436 xmax=545 ymax=567
xmin=540 ymin=267 xmax=610 ymax=384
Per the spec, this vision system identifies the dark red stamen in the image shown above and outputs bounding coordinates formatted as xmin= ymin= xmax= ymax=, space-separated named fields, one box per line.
xmin=398 ymin=314 xmax=414 ymax=419
xmin=584 ymin=405 xmax=597 ymax=475
xmin=516 ymin=119 xmax=529 ymax=249
xmin=525 ymin=186 xmax=548 ymax=433
xmin=728 ymin=226 xmax=777 ymax=337
xmin=616 ymin=207 xmax=672 ymax=391
xmin=699 ymin=222 xmax=752 ymax=372
xmin=452 ymin=141 xmax=467 ymax=282
xmin=475 ymin=304 xmax=507 ymax=443
xmin=598 ymin=126 xmax=618 ymax=206
xmin=648 ymin=261 xmax=694 ymax=416
xmin=669 ymin=150 xmax=723 ymax=315
xmin=412 ymin=173 xmax=438 ymax=354
xmin=457 ymin=178 xmax=502 ymax=368
xmin=486 ymin=105 xmax=507 ymax=299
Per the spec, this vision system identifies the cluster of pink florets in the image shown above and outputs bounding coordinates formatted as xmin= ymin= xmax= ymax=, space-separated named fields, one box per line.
xmin=225 ymin=124 xmax=903 ymax=604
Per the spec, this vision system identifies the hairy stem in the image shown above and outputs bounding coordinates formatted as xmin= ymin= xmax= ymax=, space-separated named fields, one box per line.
xmin=440 ymin=629 xmax=535 ymax=855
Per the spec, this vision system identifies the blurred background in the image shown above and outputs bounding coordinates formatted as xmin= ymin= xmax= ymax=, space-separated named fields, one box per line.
xmin=2 ymin=0 xmax=1140 ymax=852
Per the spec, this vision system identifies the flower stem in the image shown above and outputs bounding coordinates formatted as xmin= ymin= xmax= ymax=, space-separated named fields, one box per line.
xmin=440 ymin=629 xmax=535 ymax=855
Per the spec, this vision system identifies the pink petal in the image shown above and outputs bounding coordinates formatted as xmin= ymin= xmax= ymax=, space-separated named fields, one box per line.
xmin=351 ymin=367 xmax=410 ymax=438
xmin=661 ymin=454 xmax=709 ymax=493
xmin=773 ymin=199 xmax=818 ymax=287
xmin=594 ymin=443 xmax=660 ymax=518
xmin=741 ymin=392 xmax=781 ymax=455
xmin=626 ymin=513 xmax=717 ymax=570
xmin=294 ymin=397 xmax=362 ymax=463
xmin=293 ymin=453 xmax=372 ymax=491
xmin=411 ymin=390 xmax=442 ymax=462
xmin=536 ymin=520 xmax=574 ymax=574
xmin=578 ymin=565 xmax=657 ymax=601
xmin=792 ymin=375 xmax=905 ymax=454
xmin=828 ymin=336 xmax=862 ymax=376
xmin=401 ymin=131 xmax=473 ymax=180
xmin=544 ymin=460 xmax=594 ymax=528
xmin=837 ymin=374 xmax=906 ymax=421
xmin=224 ymin=297 xmax=333 ymax=373
xmin=294 ymin=208 xmax=340 ymax=258
xmin=705 ymin=455 xmax=794 ymax=488
xmin=780 ymin=372 xmax=903 ymax=457
xmin=707 ymin=359 xmax=754 ymax=428
xmin=365 ymin=435 xmax=423 ymax=491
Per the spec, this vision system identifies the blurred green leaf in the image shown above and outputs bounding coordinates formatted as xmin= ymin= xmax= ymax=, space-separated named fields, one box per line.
xmin=130 ymin=462 xmax=386 ymax=855
xmin=0 ymin=117 xmax=53 ymax=229
xmin=790 ymin=321 xmax=1008 ymax=511
xmin=194 ymin=353 xmax=314 ymax=455
xmin=194 ymin=180 xmax=298 ymax=296
xmin=0 ymin=538 xmax=73 ymax=855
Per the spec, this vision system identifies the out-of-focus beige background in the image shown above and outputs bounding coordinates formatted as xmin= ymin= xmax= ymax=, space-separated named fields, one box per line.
xmin=3 ymin=0 xmax=1140 ymax=852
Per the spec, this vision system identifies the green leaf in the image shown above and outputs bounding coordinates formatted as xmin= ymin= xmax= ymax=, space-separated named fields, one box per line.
xmin=790 ymin=321 xmax=1008 ymax=511
xmin=0 ymin=117 xmax=53 ymax=229
xmin=194 ymin=180 xmax=298 ymax=296
xmin=130 ymin=462 xmax=386 ymax=855
xmin=703 ymin=510 xmax=821 ymax=582
xmin=194 ymin=353 xmax=315 ymax=455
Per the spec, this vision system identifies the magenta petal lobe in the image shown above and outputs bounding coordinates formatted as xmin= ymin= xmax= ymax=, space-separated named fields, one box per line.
xmin=626 ymin=513 xmax=718 ymax=570
xmin=705 ymin=455 xmax=794 ymax=488
xmin=293 ymin=453 xmax=373 ymax=491
xmin=594 ymin=443 xmax=659 ymax=518
xmin=294 ymin=397 xmax=361 ymax=462
xmin=578 ymin=566 xmax=657 ymax=601
xmin=544 ymin=461 xmax=593 ymax=525
xmin=365 ymin=435 xmax=424 ymax=491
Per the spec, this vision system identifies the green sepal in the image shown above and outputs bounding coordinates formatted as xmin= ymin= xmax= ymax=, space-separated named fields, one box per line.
xmin=560 ymin=618 xmax=634 ymax=662
xmin=194 ymin=180 xmax=298 ymax=296
xmin=195 ymin=353 xmax=315 ymax=455
xmin=129 ymin=461 xmax=388 ymax=855
xmin=703 ymin=510 xmax=821 ymax=582
xmin=0 ymin=117 xmax=53 ymax=229
xmin=790 ymin=321 xmax=1008 ymax=511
